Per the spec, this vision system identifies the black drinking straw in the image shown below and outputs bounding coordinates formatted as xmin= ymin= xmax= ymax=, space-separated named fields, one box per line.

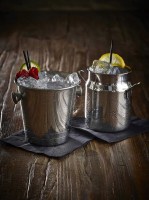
xmin=26 ymin=50 xmax=31 ymax=69
xmin=109 ymin=40 xmax=113 ymax=64
xmin=23 ymin=50 xmax=31 ymax=70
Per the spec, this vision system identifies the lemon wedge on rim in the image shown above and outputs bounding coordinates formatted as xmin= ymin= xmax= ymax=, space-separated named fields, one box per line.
xmin=20 ymin=60 xmax=41 ymax=71
xmin=99 ymin=53 xmax=125 ymax=68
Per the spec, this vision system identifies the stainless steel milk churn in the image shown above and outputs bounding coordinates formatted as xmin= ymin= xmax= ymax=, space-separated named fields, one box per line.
xmin=79 ymin=69 xmax=140 ymax=132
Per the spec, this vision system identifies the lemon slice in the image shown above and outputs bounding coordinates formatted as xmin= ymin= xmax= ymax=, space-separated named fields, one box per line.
xmin=99 ymin=53 xmax=125 ymax=68
xmin=20 ymin=60 xmax=41 ymax=71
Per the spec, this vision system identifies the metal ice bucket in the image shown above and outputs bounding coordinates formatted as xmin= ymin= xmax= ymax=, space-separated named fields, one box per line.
xmin=79 ymin=68 xmax=140 ymax=132
xmin=12 ymin=71 xmax=80 ymax=146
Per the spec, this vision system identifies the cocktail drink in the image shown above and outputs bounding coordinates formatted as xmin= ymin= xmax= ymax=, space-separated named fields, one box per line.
xmin=82 ymin=52 xmax=139 ymax=132
xmin=12 ymin=57 xmax=80 ymax=146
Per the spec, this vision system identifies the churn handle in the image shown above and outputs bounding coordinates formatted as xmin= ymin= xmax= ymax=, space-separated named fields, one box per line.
xmin=124 ymin=82 xmax=141 ymax=99
xmin=77 ymin=70 xmax=87 ymax=82
xmin=127 ymin=82 xmax=141 ymax=92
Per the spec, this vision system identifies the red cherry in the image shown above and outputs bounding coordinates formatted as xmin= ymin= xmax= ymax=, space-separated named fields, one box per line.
xmin=21 ymin=69 xmax=29 ymax=77
xmin=29 ymin=67 xmax=39 ymax=80
xmin=16 ymin=69 xmax=29 ymax=79
xmin=16 ymin=71 xmax=22 ymax=79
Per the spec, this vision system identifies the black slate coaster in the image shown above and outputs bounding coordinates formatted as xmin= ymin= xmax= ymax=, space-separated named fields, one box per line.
xmin=1 ymin=128 xmax=94 ymax=158
xmin=71 ymin=116 xmax=149 ymax=143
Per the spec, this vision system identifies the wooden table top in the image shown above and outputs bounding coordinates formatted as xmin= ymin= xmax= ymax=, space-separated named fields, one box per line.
xmin=0 ymin=11 xmax=149 ymax=200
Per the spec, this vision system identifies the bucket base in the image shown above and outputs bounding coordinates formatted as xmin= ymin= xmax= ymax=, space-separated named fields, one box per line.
xmin=86 ymin=119 xmax=130 ymax=133
xmin=89 ymin=125 xmax=129 ymax=133
xmin=26 ymin=130 xmax=69 ymax=146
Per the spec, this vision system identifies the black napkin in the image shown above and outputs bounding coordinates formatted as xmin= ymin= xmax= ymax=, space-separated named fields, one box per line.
xmin=71 ymin=116 xmax=149 ymax=143
xmin=1 ymin=117 xmax=149 ymax=158
xmin=1 ymin=128 xmax=94 ymax=158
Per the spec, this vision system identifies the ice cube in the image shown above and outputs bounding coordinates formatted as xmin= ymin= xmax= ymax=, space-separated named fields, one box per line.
xmin=38 ymin=71 xmax=48 ymax=79
xmin=52 ymin=74 xmax=64 ymax=82
xmin=17 ymin=77 xmax=37 ymax=88
xmin=36 ymin=79 xmax=48 ymax=88
xmin=92 ymin=60 xmax=110 ymax=68
xmin=90 ymin=60 xmax=129 ymax=75
xmin=106 ymin=66 xmax=129 ymax=75
xmin=66 ymin=72 xmax=80 ymax=85
xmin=17 ymin=72 xmax=80 ymax=89
xmin=90 ymin=60 xmax=111 ymax=74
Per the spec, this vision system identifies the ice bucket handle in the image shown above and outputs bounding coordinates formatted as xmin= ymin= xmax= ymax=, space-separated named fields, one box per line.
xmin=12 ymin=92 xmax=23 ymax=104
xmin=76 ymin=85 xmax=82 ymax=96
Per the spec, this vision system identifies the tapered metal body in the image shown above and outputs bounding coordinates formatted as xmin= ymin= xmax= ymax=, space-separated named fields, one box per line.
xmin=13 ymin=72 xmax=78 ymax=146
xmin=84 ymin=69 xmax=139 ymax=132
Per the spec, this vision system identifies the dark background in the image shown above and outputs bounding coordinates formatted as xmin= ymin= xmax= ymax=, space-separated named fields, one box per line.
xmin=0 ymin=0 xmax=148 ymax=11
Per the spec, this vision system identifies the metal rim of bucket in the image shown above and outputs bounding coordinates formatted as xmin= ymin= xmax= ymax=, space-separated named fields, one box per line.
xmin=16 ymin=82 xmax=80 ymax=91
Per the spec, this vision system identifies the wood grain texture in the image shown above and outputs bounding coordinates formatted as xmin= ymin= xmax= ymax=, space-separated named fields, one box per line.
xmin=0 ymin=11 xmax=149 ymax=200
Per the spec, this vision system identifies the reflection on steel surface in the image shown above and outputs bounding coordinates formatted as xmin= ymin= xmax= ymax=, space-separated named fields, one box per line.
xmin=12 ymin=71 xmax=80 ymax=146
xmin=82 ymin=69 xmax=140 ymax=132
